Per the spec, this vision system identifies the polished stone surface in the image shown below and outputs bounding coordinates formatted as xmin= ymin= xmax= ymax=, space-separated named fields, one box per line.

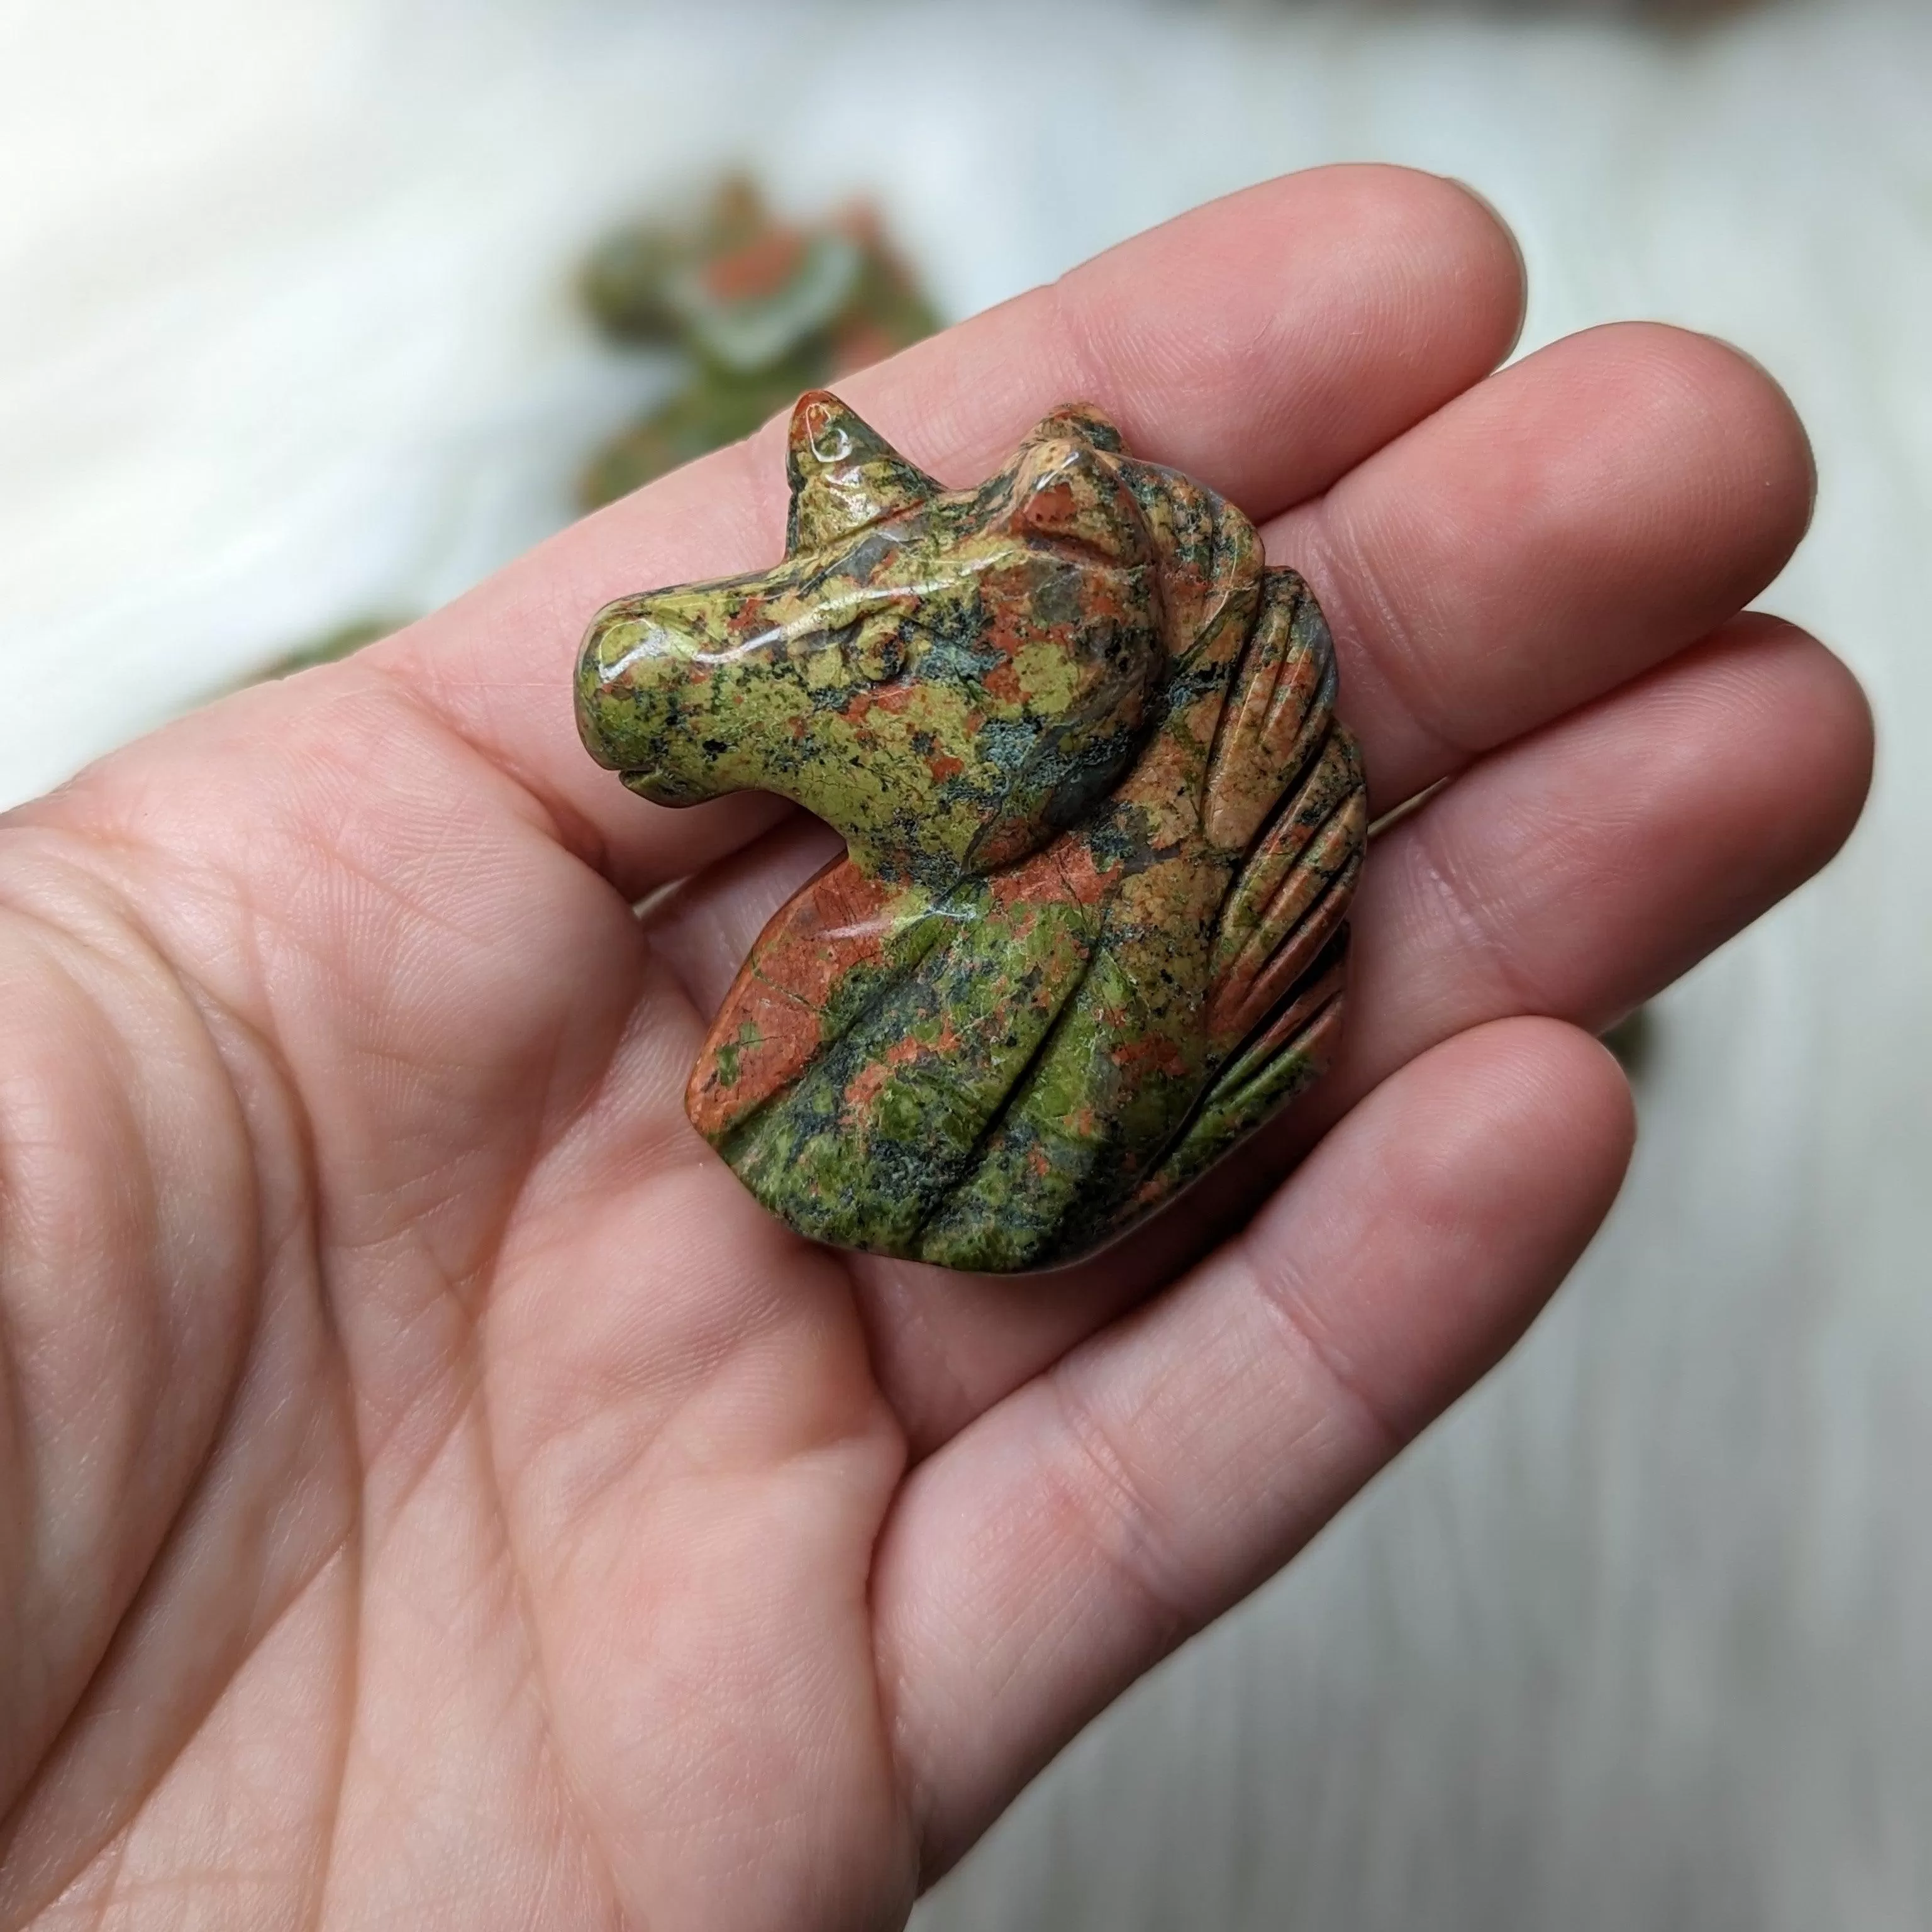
xmin=578 ymin=392 xmax=1363 ymax=1269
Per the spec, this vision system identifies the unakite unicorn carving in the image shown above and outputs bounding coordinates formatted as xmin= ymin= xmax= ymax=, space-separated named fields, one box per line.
xmin=576 ymin=391 xmax=1367 ymax=1272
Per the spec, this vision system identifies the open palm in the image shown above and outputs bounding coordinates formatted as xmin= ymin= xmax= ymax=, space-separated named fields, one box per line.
xmin=0 ymin=169 xmax=1870 ymax=1931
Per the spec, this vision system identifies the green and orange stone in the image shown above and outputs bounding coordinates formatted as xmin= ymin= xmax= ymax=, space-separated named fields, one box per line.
xmin=576 ymin=391 xmax=1367 ymax=1272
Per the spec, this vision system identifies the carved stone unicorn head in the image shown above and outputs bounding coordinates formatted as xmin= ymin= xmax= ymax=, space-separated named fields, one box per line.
xmin=577 ymin=392 xmax=1367 ymax=1272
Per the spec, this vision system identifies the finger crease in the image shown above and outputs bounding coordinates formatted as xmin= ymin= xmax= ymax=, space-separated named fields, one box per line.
xmin=1046 ymin=1367 xmax=1199 ymax=1650
xmin=1299 ymin=519 xmax=1481 ymax=787
xmin=1233 ymin=1243 xmax=1406 ymax=1460
xmin=1406 ymin=799 xmax=1557 ymax=1018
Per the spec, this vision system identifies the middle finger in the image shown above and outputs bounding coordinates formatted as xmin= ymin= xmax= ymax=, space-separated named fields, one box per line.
xmin=1275 ymin=318 xmax=1816 ymax=814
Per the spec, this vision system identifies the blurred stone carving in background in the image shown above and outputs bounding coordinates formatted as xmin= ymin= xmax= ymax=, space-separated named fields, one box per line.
xmin=252 ymin=172 xmax=941 ymax=682
xmin=577 ymin=173 xmax=941 ymax=508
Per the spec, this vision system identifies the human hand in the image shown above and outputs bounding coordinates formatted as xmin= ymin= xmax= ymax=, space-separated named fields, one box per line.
xmin=0 ymin=167 xmax=1870 ymax=1930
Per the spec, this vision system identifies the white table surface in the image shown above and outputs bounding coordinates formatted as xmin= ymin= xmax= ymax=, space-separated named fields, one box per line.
xmin=3 ymin=1 xmax=1928 ymax=1925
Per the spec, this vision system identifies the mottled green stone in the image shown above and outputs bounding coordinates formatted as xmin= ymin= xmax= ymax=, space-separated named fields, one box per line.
xmin=576 ymin=391 xmax=1368 ymax=1272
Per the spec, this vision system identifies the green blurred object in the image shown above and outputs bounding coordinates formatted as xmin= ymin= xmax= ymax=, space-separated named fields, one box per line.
xmin=247 ymin=615 xmax=402 ymax=684
xmin=578 ymin=174 xmax=941 ymax=508
xmin=1601 ymin=1005 xmax=1654 ymax=1077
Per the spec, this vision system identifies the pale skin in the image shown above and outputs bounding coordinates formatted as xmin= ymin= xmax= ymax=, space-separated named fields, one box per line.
xmin=0 ymin=167 xmax=1872 ymax=1930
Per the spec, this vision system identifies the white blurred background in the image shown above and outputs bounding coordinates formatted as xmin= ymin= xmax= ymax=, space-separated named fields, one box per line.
xmin=3 ymin=1 xmax=1928 ymax=1924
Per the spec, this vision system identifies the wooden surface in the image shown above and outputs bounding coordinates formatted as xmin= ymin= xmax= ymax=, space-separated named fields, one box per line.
xmin=2 ymin=1 xmax=1927 ymax=1924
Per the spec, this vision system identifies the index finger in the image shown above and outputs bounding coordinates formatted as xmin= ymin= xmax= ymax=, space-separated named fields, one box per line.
xmin=374 ymin=164 xmax=1524 ymax=894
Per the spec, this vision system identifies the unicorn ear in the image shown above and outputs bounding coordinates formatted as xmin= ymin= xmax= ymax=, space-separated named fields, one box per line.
xmin=786 ymin=391 xmax=940 ymax=555
xmin=1002 ymin=440 xmax=1147 ymax=565
xmin=1022 ymin=402 xmax=1126 ymax=455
